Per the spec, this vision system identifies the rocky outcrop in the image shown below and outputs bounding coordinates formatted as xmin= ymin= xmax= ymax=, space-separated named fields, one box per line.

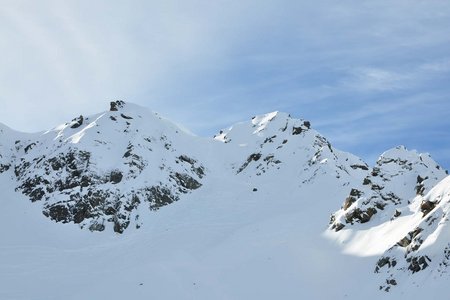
xmin=110 ymin=100 xmax=125 ymax=111
xmin=10 ymin=103 xmax=206 ymax=233
xmin=330 ymin=146 xmax=447 ymax=231
xmin=371 ymin=176 xmax=450 ymax=292
xmin=13 ymin=142 xmax=205 ymax=232
xmin=70 ymin=115 xmax=84 ymax=129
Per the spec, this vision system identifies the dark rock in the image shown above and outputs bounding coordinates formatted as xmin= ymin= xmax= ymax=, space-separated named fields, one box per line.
xmin=407 ymin=256 xmax=430 ymax=273
xmin=70 ymin=115 xmax=84 ymax=129
xmin=374 ymin=202 xmax=386 ymax=210
xmin=397 ymin=236 xmax=411 ymax=248
xmin=371 ymin=184 xmax=384 ymax=191
xmin=343 ymin=196 xmax=356 ymax=210
xmin=363 ymin=177 xmax=371 ymax=185
xmin=342 ymin=189 xmax=362 ymax=210
xmin=362 ymin=207 xmax=377 ymax=223
xmin=415 ymin=175 xmax=428 ymax=196
xmin=105 ymin=206 xmax=116 ymax=216
xmin=18 ymin=176 xmax=49 ymax=202
xmin=371 ymin=167 xmax=380 ymax=176
xmin=346 ymin=207 xmax=377 ymax=224
xmin=263 ymin=155 xmax=281 ymax=164
xmin=24 ymin=143 xmax=37 ymax=154
xmin=237 ymin=153 xmax=262 ymax=174
xmin=194 ymin=166 xmax=205 ymax=178
xmin=45 ymin=204 xmax=70 ymax=223
xmin=172 ymin=172 xmax=202 ymax=191
xmin=124 ymin=194 xmax=140 ymax=212
xmin=110 ymin=170 xmax=123 ymax=184
xmin=179 ymin=155 xmax=196 ymax=165
xmin=375 ymin=257 xmax=396 ymax=273
xmin=80 ymin=175 xmax=91 ymax=187
xmin=121 ymin=113 xmax=133 ymax=120
xmin=110 ymin=100 xmax=125 ymax=111
xmin=113 ymin=218 xmax=130 ymax=234
xmin=123 ymin=150 xmax=132 ymax=158
xmin=387 ymin=279 xmax=397 ymax=286
xmin=303 ymin=121 xmax=311 ymax=129
xmin=350 ymin=188 xmax=362 ymax=197
xmin=350 ymin=164 xmax=369 ymax=171
xmin=73 ymin=201 xmax=91 ymax=224
xmin=398 ymin=227 xmax=423 ymax=247
xmin=333 ymin=223 xmax=345 ymax=232
xmin=178 ymin=155 xmax=205 ymax=178
xmin=0 ymin=164 xmax=10 ymax=173
xmin=420 ymin=200 xmax=436 ymax=217
xmin=147 ymin=186 xmax=179 ymax=210
xmin=48 ymin=157 xmax=63 ymax=171
xmin=292 ymin=127 xmax=303 ymax=135
xmin=29 ymin=187 xmax=45 ymax=202
xmin=89 ymin=222 xmax=105 ymax=232
xmin=263 ymin=135 xmax=277 ymax=143
xmin=249 ymin=153 xmax=262 ymax=161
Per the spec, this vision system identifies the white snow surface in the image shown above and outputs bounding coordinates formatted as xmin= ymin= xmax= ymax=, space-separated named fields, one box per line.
xmin=0 ymin=102 xmax=449 ymax=299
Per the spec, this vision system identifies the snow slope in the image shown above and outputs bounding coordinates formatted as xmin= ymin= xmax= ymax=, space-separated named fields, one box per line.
xmin=0 ymin=101 xmax=448 ymax=299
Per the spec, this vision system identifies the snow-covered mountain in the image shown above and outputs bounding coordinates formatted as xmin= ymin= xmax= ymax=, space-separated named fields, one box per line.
xmin=0 ymin=101 xmax=448 ymax=299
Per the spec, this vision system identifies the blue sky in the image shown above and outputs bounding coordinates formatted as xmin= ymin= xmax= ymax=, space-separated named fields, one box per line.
xmin=1 ymin=0 xmax=449 ymax=168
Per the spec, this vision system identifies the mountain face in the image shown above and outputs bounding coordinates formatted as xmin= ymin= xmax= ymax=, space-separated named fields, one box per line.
xmin=3 ymin=101 xmax=210 ymax=233
xmin=1 ymin=102 xmax=368 ymax=234
xmin=327 ymin=146 xmax=448 ymax=291
xmin=1 ymin=101 xmax=449 ymax=299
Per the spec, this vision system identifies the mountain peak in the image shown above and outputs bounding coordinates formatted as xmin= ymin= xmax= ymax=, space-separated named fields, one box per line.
xmin=109 ymin=100 xmax=126 ymax=111
xmin=377 ymin=145 xmax=441 ymax=171
xmin=214 ymin=111 xmax=311 ymax=144
xmin=2 ymin=101 xmax=450 ymax=298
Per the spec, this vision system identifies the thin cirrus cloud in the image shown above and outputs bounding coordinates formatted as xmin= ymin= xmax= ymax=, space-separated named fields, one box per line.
xmin=0 ymin=0 xmax=449 ymax=168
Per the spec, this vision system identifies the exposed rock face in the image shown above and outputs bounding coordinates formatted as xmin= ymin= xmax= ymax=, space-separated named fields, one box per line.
xmin=9 ymin=102 xmax=206 ymax=233
xmin=215 ymin=111 xmax=369 ymax=185
xmin=70 ymin=115 xmax=84 ymax=129
xmin=110 ymin=100 xmax=125 ymax=111
xmin=330 ymin=146 xmax=447 ymax=232
xmin=2 ymin=102 xmax=450 ymax=294
xmin=13 ymin=143 xmax=202 ymax=233
xmin=328 ymin=147 xmax=448 ymax=292
xmin=4 ymin=107 xmax=371 ymax=234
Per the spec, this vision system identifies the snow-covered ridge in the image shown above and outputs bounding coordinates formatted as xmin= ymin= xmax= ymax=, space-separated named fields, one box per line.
xmin=1 ymin=101 xmax=372 ymax=233
xmin=326 ymin=144 xmax=448 ymax=292
xmin=3 ymin=101 xmax=210 ymax=233
xmin=1 ymin=101 xmax=449 ymax=297
xmin=330 ymin=145 xmax=447 ymax=232
xmin=372 ymin=175 xmax=450 ymax=291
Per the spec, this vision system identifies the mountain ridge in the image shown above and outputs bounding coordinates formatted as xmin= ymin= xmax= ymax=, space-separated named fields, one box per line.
xmin=1 ymin=100 xmax=449 ymax=299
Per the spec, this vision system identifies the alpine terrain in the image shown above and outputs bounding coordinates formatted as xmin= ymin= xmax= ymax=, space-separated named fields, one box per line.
xmin=1 ymin=101 xmax=449 ymax=299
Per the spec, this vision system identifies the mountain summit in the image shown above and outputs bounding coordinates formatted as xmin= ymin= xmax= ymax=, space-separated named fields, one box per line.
xmin=0 ymin=101 xmax=449 ymax=299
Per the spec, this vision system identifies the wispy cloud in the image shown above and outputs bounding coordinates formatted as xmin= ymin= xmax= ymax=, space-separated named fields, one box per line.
xmin=341 ymin=67 xmax=412 ymax=91
xmin=0 ymin=0 xmax=449 ymax=167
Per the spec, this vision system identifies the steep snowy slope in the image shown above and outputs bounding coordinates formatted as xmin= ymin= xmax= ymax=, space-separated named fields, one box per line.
xmin=215 ymin=111 xmax=369 ymax=186
xmin=330 ymin=146 xmax=446 ymax=234
xmin=0 ymin=160 xmax=374 ymax=300
xmin=374 ymin=175 xmax=450 ymax=291
xmin=0 ymin=122 xmax=34 ymax=173
xmin=326 ymin=146 xmax=448 ymax=292
xmin=0 ymin=102 xmax=448 ymax=299
xmin=9 ymin=101 xmax=211 ymax=233
xmin=325 ymin=174 xmax=450 ymax=294
xmin=4 ymin=104 xmax=370 ymax=234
